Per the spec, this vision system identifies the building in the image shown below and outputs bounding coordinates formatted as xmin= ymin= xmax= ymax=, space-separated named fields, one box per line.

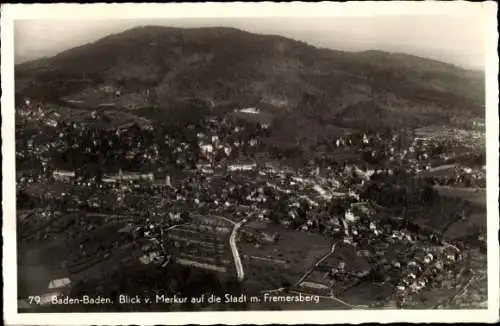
xmin=53 ymin=170 xmax=76 ymax=181
xmin=165 ymin=175 xmax=172 ymax=187
xmin=99 ymin=85 xmax=115 ymax=94
xmin=237 ymin=107 xmax=260 ymax=114
xmin=228 ymin=162 xmax=257 ymax=172
xmin=48 ymin=277 xmax=71 ymax=289
xmin=102 ymin=170 xmax=155 ymax=183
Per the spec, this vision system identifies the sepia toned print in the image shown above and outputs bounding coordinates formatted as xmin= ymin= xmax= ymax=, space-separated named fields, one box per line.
xmin=2 ymin=2 xmax=498 ymax=325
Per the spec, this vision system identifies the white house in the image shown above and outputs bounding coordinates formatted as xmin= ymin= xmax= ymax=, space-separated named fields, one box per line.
xmin=200 ymin=144 xmax=214 ymax=154
xmin=238 ymin=107 xmax=260 ymax=114
xmin=48 ymin=277 xmax=71 ymax=289
xmin=228 ymin=163 xmax=256 ymax=172
xmin=53 ymin=170 xmax=76 ymax=181
xmin=102 ymin=171 xmax=154 ymax=183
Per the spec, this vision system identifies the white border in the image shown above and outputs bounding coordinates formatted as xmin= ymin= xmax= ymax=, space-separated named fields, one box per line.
xmin=1 ymin=1 xmax=494 ymax=18
xmin=2 ymin=2 xmax=498 ymax=325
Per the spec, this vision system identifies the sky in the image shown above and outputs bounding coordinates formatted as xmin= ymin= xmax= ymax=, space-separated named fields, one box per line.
xmin=14 ymin=15 xmax=487 ymax=69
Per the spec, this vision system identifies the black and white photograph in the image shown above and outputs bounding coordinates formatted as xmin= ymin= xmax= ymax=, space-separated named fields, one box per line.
xmin=2 ymin=2 xmax=499 ymax=325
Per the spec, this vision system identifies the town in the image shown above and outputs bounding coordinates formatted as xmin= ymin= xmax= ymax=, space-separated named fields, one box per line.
xmin=16 ymin=94 xmax=487 ymax=311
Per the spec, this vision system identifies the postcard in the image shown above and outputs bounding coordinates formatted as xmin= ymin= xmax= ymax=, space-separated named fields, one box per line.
xmin=2 ymin=2 xmax=498 ymax=324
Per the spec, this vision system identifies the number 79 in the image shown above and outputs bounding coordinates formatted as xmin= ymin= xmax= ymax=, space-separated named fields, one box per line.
xmin=28 ymin=296 xmax=41 ymax=304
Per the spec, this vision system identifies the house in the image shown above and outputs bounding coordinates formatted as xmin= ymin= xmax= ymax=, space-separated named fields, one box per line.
xmin=237 ymin=107 xmax=260 ymax=114
xmin=200 ymin=144 xmax=214 ymax=154
xmin=53 ymin=170 xmax=76 ymax=181
xmin=48 ymin=277 xmax=71 ymax=289
xmin=228 ymin=162 xmax=257 ymax=172
xmin=165 ymin=175 xmax=173 ymax=187
xmin=123 ymin=172 xmax=154 ymax=181
xmin=139 ymin=251 xmax=161 ymax=265
xmin=102 ymin=171 xmax=155 ymax=183
xmin=99 ymin=85 xmax=115 ymax=94
xmin=45 ymin=119 xmax=58 ymax=127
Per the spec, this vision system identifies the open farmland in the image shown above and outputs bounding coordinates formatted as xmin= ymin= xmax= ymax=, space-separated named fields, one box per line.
xmin=240 ymin=223 xmax=331 ymax=290
xmin=434 ymin=186 xmax=486 ymax=207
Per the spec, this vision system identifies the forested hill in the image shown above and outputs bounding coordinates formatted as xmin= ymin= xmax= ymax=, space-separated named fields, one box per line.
xmin=16 ymin=26 xmax=485 ymax=134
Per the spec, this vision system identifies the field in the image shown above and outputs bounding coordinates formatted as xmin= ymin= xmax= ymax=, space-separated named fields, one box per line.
xmin=418 ymin=165 xmax=457 ymax=178
xmin=434 ymin=186 xmax=486 ymax=207
xmin=239 ymin=222 xmax=331 ymax=290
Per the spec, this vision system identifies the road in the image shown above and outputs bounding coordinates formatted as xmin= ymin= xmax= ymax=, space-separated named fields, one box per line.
xmin=230 ymin=217 xmax=249 ymax=282
xmin=190 ymin=213 xmax=236 ymax=225
xmin=261 ymin=243 xmax=337 ymax=294
xmin=165 ymin=223 xmax=190 ymax=232
xmin=163 ymin=213 xmax=248 ymax=281
xmin=294 ymin=243 xmax=337 ymax=287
